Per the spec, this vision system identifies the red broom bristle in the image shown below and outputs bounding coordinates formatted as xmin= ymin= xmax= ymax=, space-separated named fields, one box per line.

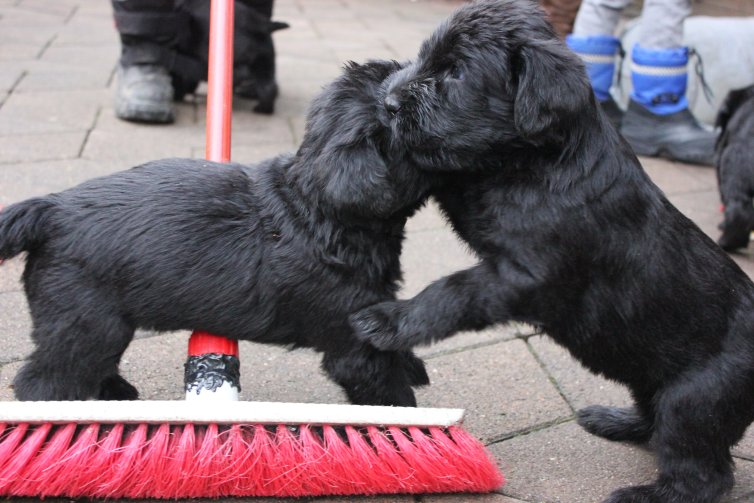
xmin=0 ymin=421 xmax=503 ymax=498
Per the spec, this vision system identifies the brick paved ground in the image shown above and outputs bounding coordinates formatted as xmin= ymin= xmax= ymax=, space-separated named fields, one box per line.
xmin=1 ymin=1 xmax=753 ymax=502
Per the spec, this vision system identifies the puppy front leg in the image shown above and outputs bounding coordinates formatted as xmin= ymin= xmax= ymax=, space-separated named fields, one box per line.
xmin=717 ymin=146 xmax=754 ymax=251
xmin=350 ymin=261 xmax=509 ymax=351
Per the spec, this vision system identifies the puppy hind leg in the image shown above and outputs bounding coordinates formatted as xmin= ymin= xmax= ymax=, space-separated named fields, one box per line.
xmin=603 ymin=370 xmax=745 ymax=503
xmin=14 ymin=309 xmax=137 ymax=401
xmin=322 ymin=346 xmax=418 ymax=407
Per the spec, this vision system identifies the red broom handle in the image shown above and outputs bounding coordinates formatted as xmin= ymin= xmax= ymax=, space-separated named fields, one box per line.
xmin=189 ymin=0 xmax=238 ymax=360
xmin=205 ymin=0 xmax=234 ymax=163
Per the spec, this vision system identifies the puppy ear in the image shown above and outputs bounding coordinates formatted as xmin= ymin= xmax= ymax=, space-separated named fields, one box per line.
xmin=715 ymin=88 xmax=747 ymax=131
xmin=513 ymin=42 xmax=594 ymax=142
xmin=320 ymin=138 xmax=396 ymax=217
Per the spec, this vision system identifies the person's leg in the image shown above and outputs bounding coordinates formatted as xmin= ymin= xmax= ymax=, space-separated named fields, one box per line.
xmin=567 ymin=0 xmax=632 ymax=128
xmin=620 ymin=0 xmax=716 ymax=165
xmin=112 ymin=0 xmax=177 ymax=123
xmin=572 ymin=0 xmax=632 ymax=36
xmin=112 ymin=0 xmax=203 ymax=123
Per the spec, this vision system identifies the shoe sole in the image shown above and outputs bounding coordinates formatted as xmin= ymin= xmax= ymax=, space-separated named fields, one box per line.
xmin=623 ymin=134 xmax=713 ymax=166
xmin=115 ymin=99 xmax=174 ymax=124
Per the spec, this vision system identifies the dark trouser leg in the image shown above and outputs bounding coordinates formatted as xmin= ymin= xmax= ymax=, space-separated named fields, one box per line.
xmin=112 ymin=0 xmax=204 ymax=122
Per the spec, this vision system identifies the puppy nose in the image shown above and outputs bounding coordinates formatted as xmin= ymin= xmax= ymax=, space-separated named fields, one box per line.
xmin=384 ymin=93 xmax=401 ymax=114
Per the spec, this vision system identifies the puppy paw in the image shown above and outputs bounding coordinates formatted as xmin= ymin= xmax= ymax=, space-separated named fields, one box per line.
xmin=399 ymin=351 xmax=430 ymax=387
xmin=99 ymin=374 xmax=139 ymax=400
xmin=350 ymin=301 xmax=409 ymax=351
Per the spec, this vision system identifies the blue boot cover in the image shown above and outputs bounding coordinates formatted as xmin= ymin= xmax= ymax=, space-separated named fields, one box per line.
xmin=566 ymin=34 xmax=620 ymax=102
xmin=630 ymin=44 xmax=689 ymax=115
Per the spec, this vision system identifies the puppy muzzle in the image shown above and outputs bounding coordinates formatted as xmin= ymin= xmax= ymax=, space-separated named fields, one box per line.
xmin=381 ymin=65 xmax=416 ymax=119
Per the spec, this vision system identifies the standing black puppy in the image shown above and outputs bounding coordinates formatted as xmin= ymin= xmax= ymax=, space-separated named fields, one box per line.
xmin=715 ymin=84 xmax=754 ymax=251
xmin=0 ymin=59 xmax=431 ymax=407
xmin=351 ymin=1 xmax=754 ymax=502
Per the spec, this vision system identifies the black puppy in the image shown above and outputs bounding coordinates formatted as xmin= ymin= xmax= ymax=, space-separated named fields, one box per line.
xmin=0 ymin=59 xmax=431 ymax=406
xmin=352 ymin=1 xmax=754 ymax=502
xmin=715 ymin=84 xmax=754 ymax=251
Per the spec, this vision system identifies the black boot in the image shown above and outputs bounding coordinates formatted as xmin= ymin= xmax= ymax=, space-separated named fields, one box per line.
xmin=619 ymin=44 xmax=716 ymax=166
xmin=621 ymin=100 xmax=716 ymax=166
xmin=115 ymin=63 xmax=174 ymax=124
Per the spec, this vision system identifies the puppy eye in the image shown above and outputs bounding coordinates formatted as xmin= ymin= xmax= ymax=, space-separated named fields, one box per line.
xmin=449 ymin=65 xmax=465 ymax=80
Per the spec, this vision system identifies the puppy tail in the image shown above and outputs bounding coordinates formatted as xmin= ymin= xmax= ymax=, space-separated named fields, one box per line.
xmin=0 ymin=197 xmax=55 ymax=259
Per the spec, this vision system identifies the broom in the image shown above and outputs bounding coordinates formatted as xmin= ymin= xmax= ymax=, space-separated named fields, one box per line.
xmin=0 ymin=0 xmax=504 ymax=498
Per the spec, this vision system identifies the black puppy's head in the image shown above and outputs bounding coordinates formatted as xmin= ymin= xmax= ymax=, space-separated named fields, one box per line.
xmin=295 ymin=59 xmax=430 ymax=219
xmin=382 ymin=0 xmax=595 ymax=170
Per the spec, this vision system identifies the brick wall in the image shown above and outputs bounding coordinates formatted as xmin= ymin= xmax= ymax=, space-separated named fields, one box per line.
xmin=693 ymin=0 xmax=754 ymax=17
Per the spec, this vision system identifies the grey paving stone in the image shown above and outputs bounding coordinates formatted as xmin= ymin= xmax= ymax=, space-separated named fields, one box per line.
xmin=667 ymin=189 xmax=724 ymax=241
xmin=0 ymin=41 xmax=45 ymax=61
xmin=415 ymin=340 xmax=572 ymax=443
xmin=194 ymin=109 xmax=297 ymax=148
xmin=236 ymin=341 xmax=347 ymax=405
xmin=731 ymin=250 xmax=754 ymax=281
xmin=0 ymin=88 xmax=105 ymax=135
xmin=14 ymin=0 xmax=77 ymax=18
xmin=0 ymin=158 xmax=126 ymax=203
xmin=416 ymin=325 xmax=519 ymax=359
xmin=735 ymin=426 xmax=754 ymax=460
xmin=733 ymin=459 xmax=754 ymax=501
xmin=277 ymin=54 xmax=344 ymax=86
xmin=289 ymin=114 xmax=307 ymax=144
xmin=640 ymin=155 xmax=717 ymax=195
xmin=313 ymin=497 xmax=415 ymax=503
xmin=0 ymin=290 xmax=33 ymax=364
xmin=0 ymin=255 xmax=23 ymax=293
xmin=399 ymin=225 xmax=477 ymax=298
xmin=0 ymin=360 xmax=20 ymax=400
xmin=527 ymin=335 xmax=633 ymax=412
xmin=82 ymin=124 xmax=203 ymax=165
xmin=406 ymin=200 xmax=449 ymax=233
xmin=0 ymin=131 xmax=86 ymax=164
xmin=494 ymin=421 xmax=754 ymax=503
xmin=276 ymin=34 xmax=342 ymax=64
xmin=0 ymin=62 xmax=25 ymax=92
xmin=0 ymin=10 xmax=71 ymax=40
xmin=16 ymin=51 xmax=117 ymax=92
xmin=424 ymin=494 xmax=524 ymax=503
xmin=53 ymin=10 xmax=119 ymax=47
xmin=492 ymin=421 xmax=658 ymax=503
